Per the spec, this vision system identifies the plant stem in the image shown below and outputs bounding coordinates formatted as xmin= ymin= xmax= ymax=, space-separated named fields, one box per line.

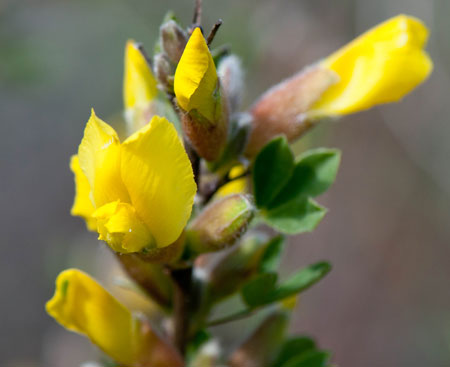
xmin=207 ymin=308 xmax=256 ymax=327
xmin=170 ymin=267 xmax=193 ymax=355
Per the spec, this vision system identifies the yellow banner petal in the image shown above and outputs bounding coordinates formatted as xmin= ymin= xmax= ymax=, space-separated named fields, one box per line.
xmin=93 ymin=201 xmax=154 ymax=253
xmin=309 ymin=15 xmax=433 ymax=117
xmin=123 ymin=40 xmax=158 ymax=110
xmin=121 ymin=116 xmax=196 ymax=247
xmin=46 ymin=269 xmax=138 ymax=366
xmin=70 ymin=155 xmax=96 ymax=231
xmin=78 ymin=110 xmax=130 ymax=207
xmin=174 ymin=27 xmax=218 ymax=121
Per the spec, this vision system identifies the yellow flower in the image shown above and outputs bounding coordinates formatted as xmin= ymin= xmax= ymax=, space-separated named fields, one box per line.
xmin=123 ymin=40 xmax=158 ymax=110
xmin=70 ymin=110 xmax=196 ymax=253
xmin=46 ymin=269 xmax=184 ymax=367
xmin=46 ymin=269 xmax=140 ymax=365
xmin=123 ymin=40 xmax=160 ymax=133
xmin=309 ymin=14 xmax=432 ymax=117
xmin=174 ymin=27 xmax=219 ymax=122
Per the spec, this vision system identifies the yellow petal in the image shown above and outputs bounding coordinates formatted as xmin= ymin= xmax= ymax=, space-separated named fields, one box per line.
xmin=93 ymin=201 xmax=154 ymax=253
xmin=123 ymin=40 xmax=158 ymax=110
xmin=174 ymin=27 xmax=219 ymax=121
xmin=215 ymin=165 xmax=248 ymax=198
xmin=45 ymin=269 xmax=139 ymax=366
xmin=78 ymin=110 xmax=130 ymax=207
xmin=309 ymin=15 xmax=433 ymax=117
xmin=70 ymin=155 xmax=97 ymax=231
xmin=121 ymin=116 xmax=196 ymax=247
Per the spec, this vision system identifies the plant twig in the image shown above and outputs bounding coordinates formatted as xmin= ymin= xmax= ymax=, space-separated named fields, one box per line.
xmin=192 ymin=0 xmax=202 ymax=26
xmin=170 ymin=267 xmax=193 ymax=355
xmin=207 ymin=308 xmax=256 ymax=327
xmin=207 ymin=19 xmax=223 ymax=46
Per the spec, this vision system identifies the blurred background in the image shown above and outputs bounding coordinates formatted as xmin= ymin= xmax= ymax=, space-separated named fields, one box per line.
xmin=1 ymin=0 xmax=449 ymax=366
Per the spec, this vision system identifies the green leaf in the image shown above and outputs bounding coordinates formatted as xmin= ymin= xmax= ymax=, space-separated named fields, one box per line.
xmin=241 ymin=262 xmax=331 ymax=308
xmin=272 ymin=262 xmax=331 ymax=301
xmin=272 ymin=337 xmax=316 ymax=367
xmin=281 ymin=350 xmax=330 ymax=367
xmin=253 ymin=137 xmax=294 ymax=208
xmin=259 ymin=235 xmax=285 ymax=273
xmin=269 ymin=148 xmax=341 ymax=209
xmin=241 ymin=273 xmax=278 ymax=307
xmin=263 ymin=197 xmax=326 ymax=234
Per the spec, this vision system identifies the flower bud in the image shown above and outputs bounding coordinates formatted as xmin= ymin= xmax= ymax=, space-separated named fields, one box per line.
xmin=174 ymin=27 xmax=228 ymax=161
xmin=187 ymin=194 xmax=255 ymax=254
xmin=218 ymin=54 xmax=245 ymax=114
xmin=228 ymin=310 xmax=289 ymax=367
xmin=154 ymin=53 xmax=175 ymax=93
xmin=245 ymin=66 xmax=337 ymax=157
xmin=160 ymin=20 xmax=188 ymax=64
xmin=203 ymin=233 xmax=268 ymax=304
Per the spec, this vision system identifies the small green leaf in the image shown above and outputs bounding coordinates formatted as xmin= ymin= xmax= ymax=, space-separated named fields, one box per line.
xmin=263 ymin=198 xmax=326 ymax=234
xmin=281 ymin=350 xmax=330 ymax=367
xmin=241 ymin=262 xmax=331 ymax=308
xmin=272 ymin=337 xmax=316 ymax=367
xmin=269 ymin=148 xmax=341 ymax=208
xmin=259 ymin=235 xmax=285 ymax=273
xmin=241 ymin=272 xmax=278 ymax=307
xmin=272 ymin=262 xmax=331 ymax=301
xmin=253 ymin=137 xmax=294 ymax=208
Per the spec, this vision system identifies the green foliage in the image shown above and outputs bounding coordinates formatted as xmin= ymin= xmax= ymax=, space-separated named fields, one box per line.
xmin=241 ymin=262 xmax=331 ymax=308
xmin=272 ymin=337 xmax=330 ymax=367
xmin=253 ymin=137 xmax=295 ymax=207
xmin=253 ymin=138 xmax=341 ymax=234
xmin=259 ymin=235 xmax=285 ymax=273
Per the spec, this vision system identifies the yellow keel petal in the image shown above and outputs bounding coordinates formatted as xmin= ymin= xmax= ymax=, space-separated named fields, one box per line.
xmin=93 ymin=201 xmax=154 ymax=253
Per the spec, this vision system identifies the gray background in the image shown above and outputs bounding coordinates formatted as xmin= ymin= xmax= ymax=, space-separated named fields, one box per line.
xmin=1 ymin=0 xmax=449 ymax=366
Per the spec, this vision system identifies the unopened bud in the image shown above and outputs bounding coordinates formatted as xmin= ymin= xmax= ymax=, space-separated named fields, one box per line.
xmin=218 ymin=54 xmax=245 ymax=114
xmin=160 ymin=20 xmax=188 ymax=64
xmin=181 ymin=110 xmax=228 ymax=161
xmin=228 ymin=310 xmax=289 ymax=367
xmin=245 ymin=65 xmax=338 ymax=157
xmin=174 ymin=27 xmax=229 ymax=161
xmin=154 ymin=53 xmax=175 ymax=92
xmin=187 ymin=194 xmax=254 ymax=254
xmin=205 ymin=233 xmax=268 ymax=304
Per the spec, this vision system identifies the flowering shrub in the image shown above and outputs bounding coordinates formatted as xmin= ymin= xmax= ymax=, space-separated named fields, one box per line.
xmin=46 ymin=3 xmax=432 ymax=366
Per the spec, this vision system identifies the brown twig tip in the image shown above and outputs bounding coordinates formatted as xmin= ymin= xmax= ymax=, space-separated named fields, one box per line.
xmin=207 ymin=19 xmax=223 ymax=46
xmin=192 ymin=0 xmax=203 ymax=25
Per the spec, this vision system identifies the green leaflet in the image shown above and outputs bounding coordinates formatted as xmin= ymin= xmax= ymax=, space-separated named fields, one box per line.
xmin=253 ymin=138 xmax=341 ymax=234
xmin=241 ymin=262 xmax=331 ymax=308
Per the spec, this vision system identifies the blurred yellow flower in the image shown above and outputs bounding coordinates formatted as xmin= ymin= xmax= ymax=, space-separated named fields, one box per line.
xmin=46 ymin=269 xmax=184 ymax=367
xmin=46 ymin=269 xmax=143 ymax=366
xmin=309 ymin=14 xmax=432 ymax=117
xmin=174 ymin=27 xmax=219 ymax=122
xmin=70 ymin=110 xmax=196 ymax=253
xmin=123 ymin=40 xmax=158 ymax=110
